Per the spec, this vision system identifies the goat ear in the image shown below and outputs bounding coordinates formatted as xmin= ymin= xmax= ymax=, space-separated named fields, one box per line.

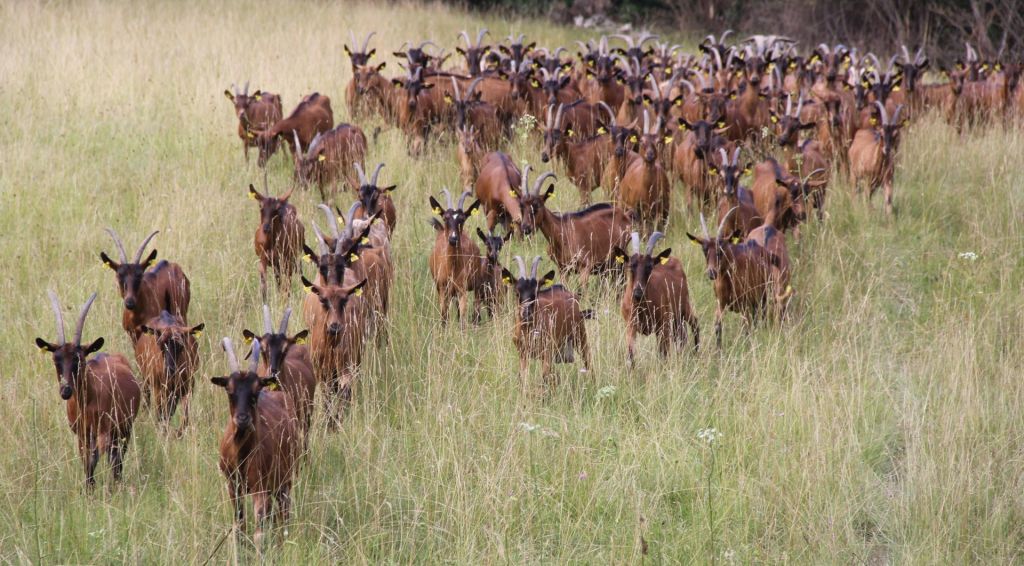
xmin=35 ymin=338 xmax=57 ymax=353
xmin=728 ymin=230 xmax=743 ymax=243
xmin=252 ymin=90 xmax=262 ymax=101
xmin=301 ymin=276 xmax=319 ymax=295
xmin=376 ymin=62 xmax=387 ymax=72
xmin=641 ymin=94 xmax=653 ymax=106
xmin=676 ymin=118 xmax=690 ymax=130
xmin=422 ymin=82 xmax=434 ymax=90
xmin=502 ymin=230 xmax=514 ymax=242
xmin=559 ymin=75 xmax=571 ymax=88
xmin=501 ymin=268 xmax=516 ymax=286
xmin=83 ymin=337 xmax=104 ymax=355
xmin=428 ymin=196 xmax=444 ymax=215
xmin=429 ymin=218 xmax=443 ymax=232
xmin=455 ymin=47 xmax=466 ymax=56
xmin=656 ymin=248 xmax=672 ymax=264
xmin=612 ymin=247 xmax=627 ymax=264
xmin=686 ymin=232 xmax=703 ymax=246
xmin=540 ymin=270 xmax=556 ymax=287
xmin=799 ymin=121 xmax=815 ymax=130
xmin=743 ymin=163 xmax=752 ymax=176
xmin=260 ymin=377 xmax=280 ymax=391
xmin=142 ymin=249 xmax=158 ymax=268
xmin=769 ymin=111 xmax=779 ymax=124
xmin=391 ymin=78 xmax=404 ymax=88
xmin=100 ymin=252 xmax=118 ymax=270
xmin=140 ymin=325 xmax=157 ymax=336
xmin=347 ymin=278 xmax=368 ymax=297
xmin=476 ymin=227 xmax=487 ymax=242
xmin=190 ymin=323 xmax=204 ymax=337
xmin=223 ymin=90 xmax=234 ymax=102
xmin=248 ymin=184 xmax=263 ymax=201
xmin=596 ymin=122 xmax=608 ymax=135
xmin=302 ymin=244 xmax=318 ymax=264
xmin=465 ymin=199 xmax=482 ymax=217
xmin=242 ymin=329 xmax=257 ymax=344
xmin=382 ymin=184 xmax=397 ymax=193
xmin=292 ymin=330 xmax=309 ymax=344
xmin=210 ymin=377 xmax=229 ymax=388
xmin=543 ymin=184 xmax=555 ymax=201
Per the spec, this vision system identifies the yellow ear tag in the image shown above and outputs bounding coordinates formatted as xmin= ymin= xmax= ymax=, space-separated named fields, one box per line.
xmin=597 ymin=127 xmax=607 ymax=135
xmin=349 ymin=253 xmax=359 ymax=263
xmin=353 ymin=287 xmax=364 ymax=297
xmin=629 ymin=135 xmax=637 ymax=143
xmin=717 ymin=121 xmax=726 ymax=129
xmin=870 ymin=118 xmax=878 ymax=125
xmin=254 ymin=94 xmax=262 ymax=101
xmin=244 ymin=335 xmax=254 ymax=344
xmin=709 ymin=168 xmax=718 ymax=175
xmin=470 ymin=207 xmax=480 ymax=216
xmin=444 ymin=95 xmax=452 ymax=104
xmin=304 ymin=284 xmax=313 ymax=293
xmin=192 ymin=330 xmax=203 ymax=338
xmin=246 ymin=132 xmax=255 ymax=139
xmin=542 ymin=278 xmax=554 ymax=286
xmin=892 ymin=85 xmax=901 ymax=92
xmin=248 ymin=191 xmax=259 ymax=200
xmin=566 ymin=129 xmax=574 ymax=137
xmin=531 ymin=80 xmax=540 ymax=88
xmin=730 ymin=94 xmax=737 ymax=100
xmin=789 ymin=62 xmax=797 ymax=69
xmin=295 ymin=337 xmax=306 ymax=345
xmin=318 ymin=154 xmax=326 ymax=161
xmin=730 ymin=236 xmax=741 ymax=244
xmin=509 ymin=189 xmax=516 ymax=197
xmin=502 ymin=276 xmax=512 ymax=284
xmin=433 ymin=207 xmax=442 ymax=215
xmin=660 ymin=257 xmax=669 ymax=265
xmin=690 ymin=239 xmax=701 ymax=247
xmin=770 ymin=116 xmax=778 ymax=123
xmin=743 ymin=168 xmax=751 ymax=175
xmin=267 ymin=381 xmax=280 ymax=391
xmin=303 ymin=254 xmax=314 ymax=263
xmin=615 ymin=255 xmax=624 ymax=264
xmin=675 ymin=99 xmax=682 ymax=106
xmin=664 ymin=136 xmax=673 ymax=144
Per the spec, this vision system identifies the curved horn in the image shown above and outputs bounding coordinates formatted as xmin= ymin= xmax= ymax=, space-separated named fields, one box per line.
xmin=307 ymin=131 xmax=324 ymax=156
xmin=466 ymin=77 xmax=484 ymax=98
xmin=720 ymin=30 xmax=733 ymax=44
xmin=801 ymin=168 xmax=827 ymax=184
xmin=262 ymin=304 xmax=273 ymax=334
xmin=361 ymin=31 xmax=376 ymax=52
xmin=795 ymin=94 xmax=804 ymax=118
xmin=520 ymin=164 xmax=532 ymax=195
xmin=718 ymin=147 xmax=729 ymax=167
xmin=104 ymin=228 xmax=129 ymax=263
xmin=901 ymin=44 xmax=911 ymax=64
xmin=530 ymin=256 xmax=542 ymax=279
xmin=370 ymin=163 xmax=385 ymax=186
xmin=47 ymin=290 xmax=67 ymax=345
xmin=457 ymin=189 xmax=472 ymax=210
xmin=341 ymin=202 xmax=361 ymax=241
xmin=243 ymin=81 xmax=250 ymax=96
xmin=279 ymin=307 xmax=292 ymax=335
xmin=513 ymin=255 xmax=526 ymax=278
xmin=72 ymin=292 xmax=97 ymax=345
xmin=642 ymin=109 xmax=651 ymax=134
xmin=133 ymin=231 xmax=159 ymax=264
xmin=554 ymin=103 xmax=565 ymax=128
xmin=611 ymin=34 xmax=636 ymax=48
xmin=785 ymin=93 xmax=793 ymax=116
xmin=459 ymin=30 xmax=471 ymax=47
xmin=292 ymin=129 xmax=304 ymax=159
xmin=596 ymin=101 xmax=616 ymax=125
xmin=731 ymin=147 xmax=741 ymax=167
xmin=545 ymin=104 xmax=554 ymax=128
xmin=476 ymin=29 xmax=490 ymax=47
xmin=317 ymin=203 xmax=342 ymax=239
xmin=914 ymin=46 xmax=925 ymax=65
xmin=630 ymin=232 xmax=641 ymax=254
xmin=716 ymin=207 xmax=737 ymax=238
xmin=677 ymin=78 xmax=695 ymax=96
xmin=450 ymin=77 xmax=462 ymax=101
xmin=891 ymin=104 xmax=904 ymax=125
xmin=441 ymin=188 xmax=453 ymax=209
xmin=418 ymin=40 xmax=437 ymax=51
xmin=645 ymin=231 xmax=664 ymax=255
xmin=354 ymin=162 xmax=368 ymax=186
xmin=311 ymin=223 xmax=329 ymax=256
xmin=249 ymin=340 xmax=260 ymax=373
xmin=699 ymin=212 xmax=710 ymax=238
xmin=648 ymin=74 xmax=663 ymax=99
xmin=532 ymin=171 xmax=556 ymax=195
xmin=873 ymin=100 xmax=890 ymax=125
xmin=222 ymin=337 xmax=240 ymax=373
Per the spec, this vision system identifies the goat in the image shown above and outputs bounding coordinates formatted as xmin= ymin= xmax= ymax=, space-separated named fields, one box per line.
xmin=293 ymin=123 xmax=368 ymax=199
xmin=212 ymin=338 xmax=299 ymax=545
xmin=468 ymin=227 xmax=510 ymax=322
xmin=135 ymin=309 xmax=202 ymax=434
xmin=456 ymin=29 xmax=491 ymax=77
xmin=250 ymin=181 xmax=304 ymax=301
xmin=344 ymin=32 xmax=394 ymax=119
xmin=224 ymin=82 xmax=283 ymax=164
xmin=749 ymin=158 xmax=808 ymax=236
xmin=249 ymin=93 xmax=334 ymax=167
xmin=687 ymin=212 xmax=791 ymax=347
xmin=392 ymin=67 xmax=440 ymax=155
xmin=770 ymin=94 xmax=831 ymax=219
xmin=101 ymin=229 xmax=190 ymax=344
xmin=352 ymin=162 xmax=398 ymax=234
xmin=673 ymin=113 xmax=734 ymax=208
xmin=429 ymin=189 xmax=483 ymax=326
xmin=36 ymin=291 xmax=140 ymax=489
xmin=849 ymin=101 xmax=904 ymax=214
xmin=580 ymin=37 xmax=625 ymax=111
xmin=446 ymin=77 xmax=503 ymax=147
xmin=710 ymin=148 xmax=763 ymax=237
xmin=540 ymin=102 xmax=614 ymax=204
xmin=242 ymin=306 xmax=315 ymax=435
xmin=618 ymin=110 xmax=671 ymax=231
xmin=613 ymin=232 xmax=699 ymax=363
xmin=502 ymin=256 xmax=592 ymax=387
xmin=517 ymin=167 xmax=632 ymax=285
xmin=473 ymin=151 xmax=524 ymax=234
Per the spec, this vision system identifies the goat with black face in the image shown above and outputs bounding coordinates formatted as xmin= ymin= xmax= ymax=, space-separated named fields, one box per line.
xmin=429 ymin=188 xmax=483 ymax=326
xmin=242 ymin=306 xmax=315 ymax=435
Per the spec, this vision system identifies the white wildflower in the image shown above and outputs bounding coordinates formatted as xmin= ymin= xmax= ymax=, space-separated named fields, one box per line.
xmin=958 ymin=251 xmax=978 ymax=261
xmin=696 ymin=427 xmax=723 ymax=445
xmin=518 ymin=422 xmax=539 ymax=433
xmin=595 ymin=385 xmax=617 ymax=400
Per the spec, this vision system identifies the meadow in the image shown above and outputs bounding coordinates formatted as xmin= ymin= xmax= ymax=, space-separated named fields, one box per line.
xmin=1 ymin=0 xmax=1023 ymax=563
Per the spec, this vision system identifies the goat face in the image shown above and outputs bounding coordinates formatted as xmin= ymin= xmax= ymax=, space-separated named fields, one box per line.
xmin=429 ymin=196 xmax=479 ymax=247
xmin=303 ymin=278 xmax=367 ymax=337
xmin=250 ymin=185 xmax=292 ymax=235
xmin=210 ymin=371 xmax=277 ymax=433
xmin=476 ymin=227 xmax=509 ymax=268
xmin=353 ymin=62 xmax=386 ymax=95
xmin=517 ymin=184 xmax=554 ymax=236
xmin=501 ymin=269 xmax=556 ymax=323
xmin=140 ymin=321 xmax=203 ymax=379
xmin=357 ymin=184 xmax=395 ymax=220
xmin=36 ymin=340 xmax=104 ymax=400
xmin=616 ymin=247 xmax=673 ymax=301
xmin=241 ymin=329 xmax=308 ymax=378
xmin=678 ymin=118 xmax=724 ymax=160
xmin=709 ymin=159 xmax=748 ymax=198
xmin=687 ymin=233 xmax=738 ymax=281
xmin=100 ymin=251 xmax=158 ymax=312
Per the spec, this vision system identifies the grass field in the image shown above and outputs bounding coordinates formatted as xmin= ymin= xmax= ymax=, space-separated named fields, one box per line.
xmin=2 ymin=0 xmax=1024 ymax=563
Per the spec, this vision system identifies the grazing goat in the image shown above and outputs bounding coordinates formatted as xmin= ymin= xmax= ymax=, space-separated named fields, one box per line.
xmin=135 ymin=309 xmax=203 ymax=434
xmin=242 ymin=306 xmax=316 ymax=435
xmin=849 ymin=101 xmax=904 ymax=214
xmin=473 ymin=151 xmax=524 ymax=234
xmin=250 ymin=182 xmax=304 ymax=301
xmin=687 ymin=212 xmax=791 ymax=347
xmin=101 ymin=229 xmax=190 ymax=344
xmin=517 ymin=167 xmax=632 ymax=284
xmin=613 ymin=232 xmax=699 ymax=363
xmin=293 ymin=123 xmax=368 ymax=199
xmin=502 ymin=256 xmax=592 ymax=387
xmin=36 ymin=291 xmax=140 ymax=489
xmin=249 ymin=93 xmax=334 ymax=166
xmin=429 ymin=189 xmax=483 ymax=326
xmin=224 ymin=82 xmax=283 ymax=164
xmin=618 ymin=111 xmax=671 ymax=231
xmin=212 ymin=338 xmax=299 ymax=545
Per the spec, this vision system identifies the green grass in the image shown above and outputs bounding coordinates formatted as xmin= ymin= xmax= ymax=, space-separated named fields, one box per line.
xmin=2 ymin=0 xmax=1023 ymax=563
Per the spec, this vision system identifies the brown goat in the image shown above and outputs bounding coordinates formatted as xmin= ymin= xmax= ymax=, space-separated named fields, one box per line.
xmin=687 ymin=212 xmax=791 ymax=347
xmin=224 ymin=83 xmax=283 ymax=165
xmin=135 ymin=309 xmax=203 ymax=434
xmin=540 ymin=102 xmax=614 ymax=204
xmin=352 ymin=162 xmax=398 ymax=235
xmin=749 ymin=158 xmax=808 ymax=237
xmin=473 ymin=151 xmax=524 ymax=234
xmin=849 ymin=101 xmax=904 ymax=214
xmin=293 ymin=123 xmax=368 ymax=199
xmin=502 ymin=256 xmax=592 ymax=387
xmin=618 ymin=111 xmax=671 ymax=232
xmin=710 ymin=148 xmax=763 ymax=237
xmin=392 ymin=67 xmax=440 ymax=155
xmin=673 ymin=114 xmax=734 ymax=208
xmin=345 ymin=32 xmax=395 ymax=120
xmin=249 ymin=93 xmax=334 ymax=166
xmin=468 ymin=227 xmax=511 ymax=321
xmin=517 ymin=167 xmax=632 ymax=285
xmin=36 ymin=291 xmax=141 ymax=489
xmin=429 ymin=189 xmax=484 ymax=326
xmin=101 ymin=229 xmax=191 ymax=344
xmin=250 ymin=182 xmax=304 ymax=301
xmin=242 ymin=306 xmax=316 ymax=435
xmin=212 ymin=338 xmax=299 ymax=545
xmin=446 ymin=77 xmax=504 ymax=148
xmin=613 ymin=232 xmax=699 ymax=363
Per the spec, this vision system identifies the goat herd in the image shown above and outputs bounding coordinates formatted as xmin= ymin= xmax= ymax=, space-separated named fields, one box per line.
xmin=34 ymin=28 xmax=1019 ymax=542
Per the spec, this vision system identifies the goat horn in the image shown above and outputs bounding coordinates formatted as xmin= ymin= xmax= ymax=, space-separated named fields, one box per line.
xmin=554 ymin=103 xmax=565 ymax=128
xmin=914 ymin=47 xmax=925 ymax=65
xmin=312 ymin=223 xmax=329 ymax=256
xmin=678 ymin=78 xmax=695 ymax=96
xmin=292 ymin=129 xmax=304 ymax=159
xmin=645 ymin=231 xmax=664 ymax=255
xmin=718 ymin=147 xmax=729 ymax=166
xmin=418 ymin=40 xmax=437 ymax=51
xmin=459 ymin=30 xmax=471 ymax=47
xmin=222 ymin=337 xmax=240 ymax=373
xmin=317 ymin=203 xmax=342 ymax=239
xmin=731 ymin=147 xmax=741 ymax=167
xmin=279 ymin=307 xmax=292 ymax=335
xmin=339 ymin=202 xmax=361 ymax=247
xmin=467 ymin=77 xmax=484 ymax=98
xmin=104 ymin=228 xmax=129 ymax=263
xmin=354 ymin=162 xmax=368 ymax=186
xmin=545 ymin=104 xmax=554 ymax=128
xmin=873 ymin=100 xmax=890 ymax=125
xmin=249 ymin=340 xmax=261 ymax=373
xmin=720 ymin=30 xmax=733 ymax=43
xmin=243 ymin=81 xmax=250 ymax=96
xmin=642 ymin=109 xmax=651 ymax=134
xmin=532 ymin=171 xmax=556 ymax=196
xmin=611 ymin=34 xmax=636 ymax=48
xmin=891 ymin=104 xmax=904 ymax=124
xmin=72 ymin=292 xmax=97 ymax=345
xmin=133 ymin=231 xmax=159 ymax=264
xmin=901 ymin=44 xmax=911 ymax=64
xmin=785 ymin=93 xmax=793 ymax=116
xmin=450 ymin=77 xmax=462 ymax=101
xmin=262 ymin=304 xmax=273 ymax=334
xmin=231 ymin=82 xmax=239 ymax=97
xmin=370 ymin=163 xmax=385 ymax=186
xmin=514 ymin=255 xmax=526 ymax=278
xmin=699 ymin=212 xmax=710 ymax=239
xmin=539 ymin=67 xmax=551 ymax=81
xmin=648 ymin=74 xmax=662 ymax=99
xmin=630 ymin=232 xmax=641 ymax=254
xmin=802 ymin=168 xmax=827 ymax=184
xmin=717 ymin=207 xmax=737 ymax=238
xmin=476 ymin=29 xmax=489 ymax=47
xmin=457 ymin=189 xmax=471 ymax=210
xmin=530 ymin=256 xmax=542 ymax=279
xmin=441 ymin=188 xmax=453 ymax=209
xmin=520 ymin=164 xmax=532 ymax=195
xmin=596 ymin=101 xmax=616 ymax=125
xmin=47 ymin=290 xmax=67 ymax=345
xmin=361 ymin=31 xmax=375 ymax=53
xmin=796 ymin=94 xmax=804 ymax=117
